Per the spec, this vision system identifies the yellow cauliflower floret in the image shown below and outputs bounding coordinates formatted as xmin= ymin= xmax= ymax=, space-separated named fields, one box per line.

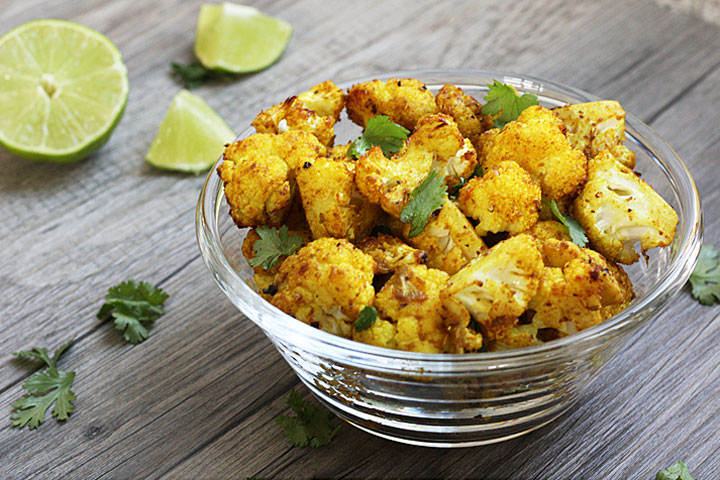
xmin=435 ymin=84 xmax=493 ymax=147
xmin=355 ymin=114 xmax=477 ymax=218
xmin=353 ymin=318 xmax=398 ymax=349
xmin=523 ymin=220 xmax=572 ymax=242
xmin=572 ymin=150 xmax=678 ymax=264
xmin=328 ymin=142 xmax=351 ymax=161
xmin=375 ymin=265 xmax=450 ymax=353
xmin=600 ymin=261 xmax=635 ymax=319
xmin=483 ymin=106 xmax=587 ymax=200
xmin=404 ymin=200 xmax=486 ymax=275
xmin=218 ymin=132 xmax=326 ymax=227
xmin=295 ymin=80 xmax=345 ymax=120
xmin=346 ymin=78 xmax=437 ymax=130
xmin=251 ymin=81 xmax=344 ymax=146
xmin=442 ymin=234 xmax=544 ymax=342
xmin=457 ymin=160 xmax=541 ymax=236
xmin=270 ymin=238 xmax=376 ymax=338
xmin=296 ymin=156 xmax=380 ymax=241
xmin=493 ymin=324 xmax=543 ymax=350
xmin=554 ymin=100 xmax=636 ymax=168
xmin=357 ymin=233 xmax=427 ymax=274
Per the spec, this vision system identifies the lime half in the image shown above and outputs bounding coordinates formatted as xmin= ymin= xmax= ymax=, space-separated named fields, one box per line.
xmin=0 ymin=20 xmax=128 ymax=163
xmin=145 ymin=90 xmax=235 ymax=173
xmin=194 ymin=3 xmax=292 ymax=73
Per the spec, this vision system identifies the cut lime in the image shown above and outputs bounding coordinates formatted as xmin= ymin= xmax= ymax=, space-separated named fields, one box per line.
xmin=194 ymin=3 xmax=292 ymax=73
xmin=0 ymin=19 xmax=128 ymax=163
xmin=145 ymin=90 xmax=235 ymax=173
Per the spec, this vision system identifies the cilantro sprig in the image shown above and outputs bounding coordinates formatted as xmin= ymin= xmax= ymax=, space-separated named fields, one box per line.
xmin=688 ymin=244 xmax=720 ymax=305
xmin=97 ymin=280 xmax=169 ymax=344
xmin=275 ymin=390 xmax=339 ymax=447
xmin=354 ymin=306 xmax=377 ymax=332
xmin=401 ymin=170 xmax=448 ymax=238
xmin=11 ymin=339 xmax=76 ymax=430
xmin=348 ymin=115 xmax=410 ymax=159
xmin=249 ymin=225 xmax=305 ymax=270
xmin=543 ymin=199 xmax=588 ymax=247
xmin=171 ymin=61 xmax=233 ymax=89
xmin=656 ymin=461 xmax=696 ymax=480
xmin=481 ymin=80 xmax=540 ymax=129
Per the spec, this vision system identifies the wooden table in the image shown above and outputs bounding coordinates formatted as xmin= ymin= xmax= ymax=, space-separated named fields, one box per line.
xmin=1 ymin=0 xmax=719 ymax=478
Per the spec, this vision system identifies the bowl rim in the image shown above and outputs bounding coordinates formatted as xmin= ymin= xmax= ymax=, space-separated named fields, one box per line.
xmin=196 ymin=68 xmax=703 ymax=368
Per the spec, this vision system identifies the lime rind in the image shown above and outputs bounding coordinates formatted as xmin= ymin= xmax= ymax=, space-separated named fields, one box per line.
xmin=0 ymin=19 xmax=129 ymax=163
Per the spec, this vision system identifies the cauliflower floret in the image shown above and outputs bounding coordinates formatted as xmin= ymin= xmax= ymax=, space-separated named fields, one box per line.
xmin=572 ymin=150 xmax=678 ymax=264
xmin=523 ymin=220 xmax=572 ymax=242
xmin=296 ymin=156 xmax=380 ymax=241
xmin=355 ymin=114 xmax=477 ymax=217
xmin=357 ymin=233 xmax=427 ymax=274
xmin=353 ymin=317 xmax=398 ymax=349
xmin=553 ymin=100 xmax=636 ymax=168
xmin=241 ymin=227 xmax=312 ymax=295
xmin=442 ymin=234 xmax=544 ymax=342
xmin=328 ymin=141 xmax=351 ymax=161
xmin=457 ymin=160 xmax=542 ymax=236
xmin=375 ymin=265 xmax=450 ymax=353
xmin=346 ymin=78 xmax=437 ymax=130
xmin=218 ymin=131 xmax=326 ymax=227
xmin=435 ymin=84 xmax=493 ymax=147
xmin=251 ymin=81 xmax=344 ymax=146
xmin=483 ymin=106 xmax=587 ymax=200
xmin=404 ymin=200 xmax=486 ymax=275
xmin=269 ymin=238 xmax=376 ymax=338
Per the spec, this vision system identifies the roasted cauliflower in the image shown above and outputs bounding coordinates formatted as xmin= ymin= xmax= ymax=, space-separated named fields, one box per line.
xmin=218 ymin=131 xmax=326 ymax=227
xmin=482 ymin=106 xmax=587 ymax=200
xmin=357 ymin=233 xmax=427 ymax=275
xmin=457 ymin=160 xmax=542 ymax=236
xmin=572 ymin=150 xmax=678 ymax=264
xmin=554 ymin=100 xmax=636 ymax=168
xmin=269 ymin=238 xmax=376 ymax=338
xmin=435 ymin=84 xmax=493 ymax=147
xmin=346 ymin=78 xmax=437 ymax=130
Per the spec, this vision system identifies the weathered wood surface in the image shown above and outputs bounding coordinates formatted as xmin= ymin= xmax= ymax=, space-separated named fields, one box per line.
xmin=1 ymin=0 xmax=719 ymax=478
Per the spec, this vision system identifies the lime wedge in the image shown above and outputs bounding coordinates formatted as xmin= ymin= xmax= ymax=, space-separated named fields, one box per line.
xmin=145 ymin=90 xmax=235 ymax=173
xmin=0 ymin=19 xmax=128 ymax=163
xmin=194 ymin=3 xmax=292 ymax=73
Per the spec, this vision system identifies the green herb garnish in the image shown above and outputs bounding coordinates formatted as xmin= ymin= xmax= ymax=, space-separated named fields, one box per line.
xmin=354 ymin=306 xmax=378 ymax=332
xmin=481 ymin=80 xmax=540 ymax=129
xmin=249 ymin=225 xmax=305 ymax=270
xmin=348 ymin=115 xmax=410 ymax=158
xmin=543 ymin=199 xmax=588 ymax=247
xmin=97 ymin=280 xmax=169 ymax=344
xmin=275 ymin=390 xmax=339 ymax=447
xmin=688 ymin=244 xmax=720 ymax=305
xmin=656 ymin=461 xmax=696 ymax=480
xmin=400 ymin=170 xmax=447 ymax=238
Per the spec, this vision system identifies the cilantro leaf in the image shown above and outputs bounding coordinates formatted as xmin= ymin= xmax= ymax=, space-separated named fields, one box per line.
xmin=481 ymin=80 xmax=540 ymax=129
xmin=275 ymin=390 xmax=339 ymax=447
xmin=249 ymin=225 xmax=305 ymax=270
xmin=448 ymin=165 xmax=484 ymax=200
xmin=400 ymin=170 xmax=447 ymax=238
xmin=348 ymin=115 xmax=410 ymax=159
xmin=11 ymin=340 xmax=76 ymax=430
xmin=656 ymin=461 xmax=696 ymax=480
xmin=97 ymin=280 xmax=169 ymax=344
xmin=543 ymin=199 xmax=588 ymax=247
xmin=171 ymin=61 xmax=233 ymax=89
xmin=354 ymin=306 xmax=377 ymax=332
xmin=688 ymin=244 xmax=720 ymax=305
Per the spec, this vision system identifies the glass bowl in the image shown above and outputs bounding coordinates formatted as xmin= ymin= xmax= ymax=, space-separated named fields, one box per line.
xmin=196 ymin=69 xmax=702 ymax=447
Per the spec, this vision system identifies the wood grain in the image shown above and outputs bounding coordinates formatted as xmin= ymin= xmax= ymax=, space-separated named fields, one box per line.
xmin=1 ymin=0 xmax=719 ymax=478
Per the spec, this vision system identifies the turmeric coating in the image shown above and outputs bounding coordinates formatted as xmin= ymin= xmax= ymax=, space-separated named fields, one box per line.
xmin=217 ymin=77 xmax=678 ymax=353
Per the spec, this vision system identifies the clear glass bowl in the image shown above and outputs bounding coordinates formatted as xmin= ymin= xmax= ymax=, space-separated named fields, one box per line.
xmin=196 ymin=70 xmax=702 ymax=447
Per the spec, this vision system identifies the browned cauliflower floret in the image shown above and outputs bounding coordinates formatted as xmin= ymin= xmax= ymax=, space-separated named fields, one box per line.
xmin=403 ymin=200 xmax=486 ymax=275
xmin=435 ymin=84 xmax=493 ymax=147
xmin=374 ymin=265 xmax=450 ymax=353
xmin=346 ymin=78 xmax=437 ymax=130
xmin=296 ymin=156 xmax=380 ymax=241
xmin=357 ymin=233 xmax=427 ymax=274
xmin=523 ymin=220 xmax=572 ymax=242
xmin=328 ymin=142 xmax=351 ymax=161
xmin=269 ymin=238 xmax=376 ymax=338
xmin=457 ymin=160 xmax=541 ymax=236
xmin=554 ymin=100 xmax=636 ymax=168
xmin=218 ymin=131 xmax=326 ymax=227
xmin=572 ymin=150 xmax=679 ymax=264
xmin=442 ymin=234 xmax=544 ymax=343
xmin=352 ymin=318 xmax=398 ymax=349
xmin=483 ymin=106 xmax=587 ymax=200
xmin=251 ymin=81 xmax=344 ymax=146
xmin=355 ymin=114 xmax=477 ymax=218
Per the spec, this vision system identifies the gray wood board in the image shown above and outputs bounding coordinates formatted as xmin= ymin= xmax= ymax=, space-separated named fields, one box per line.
xmin=1 ymin=0 xmax=719 ymax=478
